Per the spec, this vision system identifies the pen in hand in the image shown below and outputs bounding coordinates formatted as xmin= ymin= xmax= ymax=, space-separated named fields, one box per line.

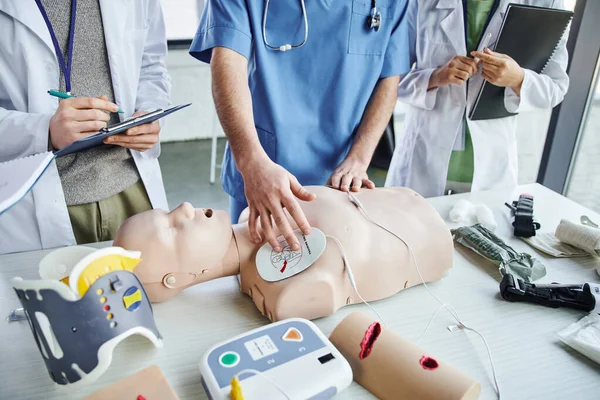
xmin=48 ymin=89 xmax=124 ymax=113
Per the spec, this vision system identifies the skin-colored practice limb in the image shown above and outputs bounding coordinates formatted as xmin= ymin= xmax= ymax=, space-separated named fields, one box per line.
xmin=329 ymin=312 xmax=481 ymax=400
xmin=114 ymin=186 xmax=454 ymax=321
xmin=82 ymin=365 xmax=179 ymax=400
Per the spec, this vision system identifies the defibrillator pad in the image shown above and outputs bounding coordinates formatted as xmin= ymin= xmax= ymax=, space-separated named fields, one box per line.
xmin=11 ymin=247 xmax=162 ymax=386
xmin=256 ymin=228 xmax=327 ymax=282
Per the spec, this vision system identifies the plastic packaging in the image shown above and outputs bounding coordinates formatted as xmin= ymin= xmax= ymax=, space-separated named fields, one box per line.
xmin=557 ymin=313 xmax=600 ymax=366
xmin=452 ymin=224 xmax=546 ymax=282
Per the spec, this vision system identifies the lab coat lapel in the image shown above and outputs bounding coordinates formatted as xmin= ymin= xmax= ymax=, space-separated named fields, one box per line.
xmin=437 ymin=0 xmax=466 ymax=55
xmin=98 ymin=0 xmax=132 ymax=117
xmin=479 ymin=0 xmax=509 ymax=51
xmin=0 ymin=1 xmax=55 ymax=55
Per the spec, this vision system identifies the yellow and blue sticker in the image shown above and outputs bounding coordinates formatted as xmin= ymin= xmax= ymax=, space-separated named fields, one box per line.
xmin=123 ymin=286 xmax=142 ymax=311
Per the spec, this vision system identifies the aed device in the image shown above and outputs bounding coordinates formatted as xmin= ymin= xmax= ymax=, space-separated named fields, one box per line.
xmin=199 ymin=318 xmax=353 ymax=400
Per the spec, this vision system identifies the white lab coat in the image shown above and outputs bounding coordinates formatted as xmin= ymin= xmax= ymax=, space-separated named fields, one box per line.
xmin=0 ymin=0 xmax=171 ymax=254
xmin=385 ymin=0 xmax=569 ymax=197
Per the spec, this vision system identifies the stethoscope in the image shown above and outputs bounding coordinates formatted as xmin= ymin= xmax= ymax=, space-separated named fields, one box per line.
xmin=263 ymin=0 xmax=382 ymax=52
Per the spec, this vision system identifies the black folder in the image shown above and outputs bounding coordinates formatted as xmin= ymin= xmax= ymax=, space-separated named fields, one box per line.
xmin=469 ymin=4 xmax=573 ymax=121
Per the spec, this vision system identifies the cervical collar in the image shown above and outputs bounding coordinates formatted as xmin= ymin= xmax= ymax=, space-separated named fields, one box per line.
xmin=12 ymin=247 xmax=162 ymax=386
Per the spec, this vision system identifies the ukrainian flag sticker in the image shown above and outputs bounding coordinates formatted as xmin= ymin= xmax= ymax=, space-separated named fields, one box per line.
xmin=123 ymin=286 xmax=142 ymax=311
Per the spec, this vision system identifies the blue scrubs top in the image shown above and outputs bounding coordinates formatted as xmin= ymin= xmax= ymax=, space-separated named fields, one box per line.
xmin=190 ymin=0 xmax=410 ymax=202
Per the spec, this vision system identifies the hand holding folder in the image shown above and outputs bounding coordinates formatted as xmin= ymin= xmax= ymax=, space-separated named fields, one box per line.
xmin=472 ymin=48 xmax=526 ymax=94
xmin=469 ymin=4 xmax=573 ymax=121
xmin=103 ymin=110 xmax=163 ymax=152
xmin=0 ymin=103 xmax=191 ymax=215
xmin=54 ymin=103 xmax=191 ymax=157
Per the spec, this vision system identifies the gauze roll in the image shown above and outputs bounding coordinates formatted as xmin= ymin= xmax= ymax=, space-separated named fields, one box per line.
xmin=557 ymin=313 xmax=600 ymax=366
xmin=449 ymin=199 xmax=474 ymax=223
xmin=555 ymin=219 xmax=600 ymax=257
xmin=474 ymin=204 xmax=497 ymax=232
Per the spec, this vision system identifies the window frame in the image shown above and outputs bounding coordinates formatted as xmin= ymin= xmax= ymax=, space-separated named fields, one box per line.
xmin=538 ymin=0 xmax=600 ymax=193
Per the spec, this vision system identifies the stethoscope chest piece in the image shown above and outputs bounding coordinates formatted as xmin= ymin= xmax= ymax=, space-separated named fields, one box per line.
xmin=367 ymin=7 xmax=382 ymax=31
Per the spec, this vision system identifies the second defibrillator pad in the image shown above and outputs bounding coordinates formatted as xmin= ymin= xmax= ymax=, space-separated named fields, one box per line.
xmin=256 ymin=228 xmax=327 ymax=282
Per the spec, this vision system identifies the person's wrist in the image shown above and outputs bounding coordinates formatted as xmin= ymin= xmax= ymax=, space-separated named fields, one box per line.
xmin=345 ymin=151 xmax=370 ymax=169
xmin=48 ymin=120 xmax=61 ymax=150
xmin=511 ymin=67 xmax=525 ymax=92
xmin=428 ymin=69 xmax=441 ymax=90
xmin=237 ymin=148 xmax=270 ymax=177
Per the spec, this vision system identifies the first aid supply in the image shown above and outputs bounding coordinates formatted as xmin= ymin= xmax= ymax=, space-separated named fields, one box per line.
xmin=198 ymin=318 xmax=352 ymax=399
xmin=452 ymin=224 xmax=547 ymax=282
xmin=11 ymin=247 xmax=162 ymax=386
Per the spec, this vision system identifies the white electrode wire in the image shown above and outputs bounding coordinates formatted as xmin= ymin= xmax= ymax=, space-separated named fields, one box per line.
xmin=415 ymin=303 xmax=458 ymax=343
xmin=234 ymin=369 xmax=292 ymax=400
xmin=325 ymin=235 xmax=390 ymax=329
xmin=345 ymin=192 xmax=502 ymax=399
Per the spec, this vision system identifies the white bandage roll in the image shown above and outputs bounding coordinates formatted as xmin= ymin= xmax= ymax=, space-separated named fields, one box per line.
xmin=449 ymin=199 xmax=473 ymax=223
xmin=555 ymin=219 xmax=600 ymax=257
xmin=474 ymin=204 xmax=497 ymax=232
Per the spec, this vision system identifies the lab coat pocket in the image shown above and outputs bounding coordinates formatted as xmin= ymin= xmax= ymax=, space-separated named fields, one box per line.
xmin=348 ymin=0 xmax=392 ymax=55
xmin=418 ymin=39 xmax=455 ymax=69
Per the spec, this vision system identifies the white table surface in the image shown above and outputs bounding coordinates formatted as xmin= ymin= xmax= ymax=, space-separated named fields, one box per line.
xmin=2 ymin=183 xmax=600 ymax=400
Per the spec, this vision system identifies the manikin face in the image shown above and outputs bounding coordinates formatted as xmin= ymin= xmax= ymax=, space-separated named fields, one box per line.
xmin=113 ymin=202 xmax=232 ymax=301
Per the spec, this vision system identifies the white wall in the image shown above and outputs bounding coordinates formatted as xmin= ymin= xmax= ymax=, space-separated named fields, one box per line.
xmin=160 ymin=49 xmax=225 ymax=142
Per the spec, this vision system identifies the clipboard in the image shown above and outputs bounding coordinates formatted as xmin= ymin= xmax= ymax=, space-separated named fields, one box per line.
xmin=54 ymin=103 xmax=191 ymax=157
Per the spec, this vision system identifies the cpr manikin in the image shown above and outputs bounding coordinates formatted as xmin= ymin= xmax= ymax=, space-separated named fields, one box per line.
xmin=113 ymin=187 xmax=454 ymax=321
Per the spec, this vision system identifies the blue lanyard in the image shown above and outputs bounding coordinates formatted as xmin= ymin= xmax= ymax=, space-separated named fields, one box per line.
xmin=461 ymin=0 xmax=500 ymax=52
xmin=35 ymin=0 xmax=77 ymax=93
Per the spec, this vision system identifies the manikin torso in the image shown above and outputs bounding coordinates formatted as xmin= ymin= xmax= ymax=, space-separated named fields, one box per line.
xmin=114 ymin=187 xmax=453 ymax=322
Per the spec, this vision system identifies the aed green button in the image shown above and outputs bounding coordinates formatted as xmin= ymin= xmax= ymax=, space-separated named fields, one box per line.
xmin=219 ymin=351 xmax=240 ymax=368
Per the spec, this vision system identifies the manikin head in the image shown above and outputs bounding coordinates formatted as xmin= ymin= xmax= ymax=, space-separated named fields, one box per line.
xmin=113 ymin=203 xmax=234 ymax=302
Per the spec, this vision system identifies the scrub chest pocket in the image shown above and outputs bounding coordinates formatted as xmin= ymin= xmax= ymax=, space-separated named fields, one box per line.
xmin=348 ymin=0 xmax=393 ymax=55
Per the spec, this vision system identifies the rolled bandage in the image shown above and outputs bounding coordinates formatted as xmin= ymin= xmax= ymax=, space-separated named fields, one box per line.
xmin=449 ymin=199 xmax=474 ymax=223
xmin=474 ymin=204 xmax=497 ymax=232
xmin=555 ymin=219 xmax=600 ymax=257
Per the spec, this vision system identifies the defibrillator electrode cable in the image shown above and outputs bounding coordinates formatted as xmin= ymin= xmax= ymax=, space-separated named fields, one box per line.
xmin=325 ymin=190 xmax=501 ymax=399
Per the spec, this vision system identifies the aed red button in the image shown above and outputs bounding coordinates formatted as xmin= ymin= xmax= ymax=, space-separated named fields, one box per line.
xmin=282 ymin=327 xmax=303 ymax=342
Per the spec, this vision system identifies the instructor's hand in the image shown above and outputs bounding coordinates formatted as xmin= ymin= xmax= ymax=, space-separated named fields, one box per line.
xmin=429 ymin=56 xmax=478 ymax=89
xmin=471 ymin=48 xmax=524 ymax=94
xmin=49 ymin=96 xmax=118 ymax=150
xmin=104 ymin=110 xmax=161 ymax=152
xmin=328 ymin=156 xmax=375 ymax=192
xmin=241 ymin=156 xmax=316 ymax=252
